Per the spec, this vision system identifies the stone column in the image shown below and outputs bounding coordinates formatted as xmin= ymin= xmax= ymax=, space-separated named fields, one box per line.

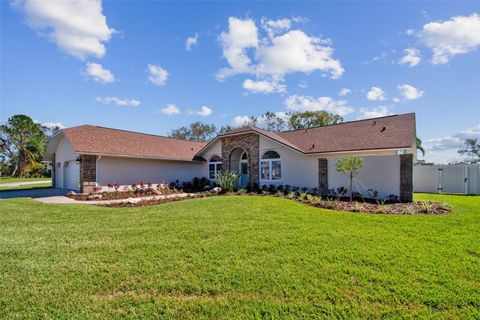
xmin=221 ymin=133 xmax=259 ymax=186
xmin=51 ymin=153 xmax=56 ymax=189
xmin=80 ymin=155 xmax=97 ymax=194
xmin=400 ymin=154 xmax=413 ymax=202
xmin=318 ymin=158 xmax=328 ymax=195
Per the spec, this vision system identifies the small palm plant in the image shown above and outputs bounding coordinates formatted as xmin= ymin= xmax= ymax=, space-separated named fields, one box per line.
xmin=215 ymin=171 xmax=240 ymax=193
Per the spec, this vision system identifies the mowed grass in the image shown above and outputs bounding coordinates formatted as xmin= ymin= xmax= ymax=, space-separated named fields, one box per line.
xmin=0 ymin=177 xmax=50 ymax=184
xmin=0 ymin=183 xmax=52 ymax=191
xmin=0 ymin=194 xmax=479 ymax=319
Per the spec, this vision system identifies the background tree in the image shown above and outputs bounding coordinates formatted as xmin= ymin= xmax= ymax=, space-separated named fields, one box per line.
xmin=416 ymin=137 xmax=425 ymax=157
xmin=168 ymin=122 xmax=217 ymax=142
xmin=0 ymin=114 xmax=46 ymax=177
xmin=289 ymin=111 xmax=343 ymax=130
xmin=336 ymin=156 xmax=365 ymax=202
xmin=261 ymin=111 xmax=287 ymax=132
xmin=458 ymin=138 xmax=480 ymax=162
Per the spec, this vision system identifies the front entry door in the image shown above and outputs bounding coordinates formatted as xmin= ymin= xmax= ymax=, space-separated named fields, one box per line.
xmin=239 ymin=161 xmax=248 ymax=187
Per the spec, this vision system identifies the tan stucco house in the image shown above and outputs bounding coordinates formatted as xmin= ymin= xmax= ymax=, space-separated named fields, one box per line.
xmin=44 ymin=113 xmax=416 ymax=201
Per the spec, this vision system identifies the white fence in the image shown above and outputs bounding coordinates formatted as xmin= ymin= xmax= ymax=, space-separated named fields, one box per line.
xmin=413 ymin=164 xmax=480 ymax=195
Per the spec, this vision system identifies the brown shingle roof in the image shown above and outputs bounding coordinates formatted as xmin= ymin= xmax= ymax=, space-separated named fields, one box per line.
xmin=62 ymin=125 xmax=206 ymax=161
xmin=212 ymin=113 xmax=415 ymax=154
xmin=278 ymin=113 xmax=416 ymax=154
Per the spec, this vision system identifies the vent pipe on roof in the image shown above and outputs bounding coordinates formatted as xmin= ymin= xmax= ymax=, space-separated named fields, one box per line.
xmin=372 ymin=121 xmax=376 ymax=126
xmin=381 ymin=126 xmax=386 ymax=132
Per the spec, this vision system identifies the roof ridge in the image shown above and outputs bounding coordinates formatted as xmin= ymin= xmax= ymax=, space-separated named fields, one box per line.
xmin=65 ymin=124 xmax=206 ymax=144
xmin=278 ymin=113 xmax=415 ymax=134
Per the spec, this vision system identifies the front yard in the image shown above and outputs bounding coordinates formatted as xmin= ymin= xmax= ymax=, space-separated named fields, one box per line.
xmin=0 ymin=194 xmax=479 ymax=319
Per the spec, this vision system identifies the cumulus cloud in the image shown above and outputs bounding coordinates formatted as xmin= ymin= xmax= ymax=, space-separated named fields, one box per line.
xmin=284 ymin=95 xmax=353 ymax=116
xmin=416 ymin=13 xmax=480 ymax=64
xmin=339 ymin=88 xmax=351 ymax=96
xmin=16 ymin=0 xmax=114 ymax=60
xmin=242 ymin=79 xmax=286 ymax=94
xmin=398 ymin=84 xmax=424 ymax=100
xmin=232 ymin=115 xmax=253 ymax=127
xmin=358 ymin=106 xmax=391 ymax=120
xmin=398 ymin=48 xmax=421 ymax=67
xmin=185 ymin=33 xmax=198 ymax=51
xmin=85 ymin=62 xmax=115 ymax=83
xmin=232 ymin=112 xmax=290 ymax=128
xmin=217 ymin=16 xmax=344 ymax=88
xmin=158 ymin=104 xmax=180 ymax=115
xmin=195 ymin=106 xmax=212 ymax=117
xmin=96 ymin=96 xmax=140 ymax=107
xmin=366 ymin=86 xmax=386 ymax=101
xmin=423 ymin=124 xmax=480 ymax=163
xmin=261 ymin=17 xmax=291 ymax=38
xmin=147 ymin=64 xmax=169 ymax=86
xmin=42 ymin=121 xmax=65 ymax=129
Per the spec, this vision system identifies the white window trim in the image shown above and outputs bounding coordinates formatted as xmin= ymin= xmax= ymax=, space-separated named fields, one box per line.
xmin=259 ymin=151 xmax=282 ymax=182
xmin=209 ymin=161 xmax=222 ymax=180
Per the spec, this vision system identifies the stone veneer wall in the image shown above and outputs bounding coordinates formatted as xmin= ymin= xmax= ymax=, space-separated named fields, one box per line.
xmin=400 ymin=154 xmax=413 ymax=202
xmin=318 ymin=158 xmax=328 ymax=195
xmin=221 ymin=133 xmax=259 ymax=186
xmin=51 ymin=153 xmax=56 ymax=188
xmin=80 ymin=155 xmax=97 ymax=193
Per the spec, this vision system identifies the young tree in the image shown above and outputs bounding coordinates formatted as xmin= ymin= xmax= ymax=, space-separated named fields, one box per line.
xmin=416 ymin=137 xmax=425 ymax=157
xmin=289 ymin=111 xmax=343 ymax=129
xmin=458 ymin=138 xmax=480 ymax=162
xmin=168 ymin=122 xmax=217 ymax=142
xmin=336 ymin=156 xmax=365 ymax=202
xmin=0 ymin=114 xmax=46 ymax=177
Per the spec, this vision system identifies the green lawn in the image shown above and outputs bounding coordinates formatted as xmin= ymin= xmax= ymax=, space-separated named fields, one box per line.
xmin=0 ymin=183 xmax=52 ymax=191
xmin=0 ymin=177 xmax=51 ymax=184
xmin=0 ymin=194 xmax=479 ymax=319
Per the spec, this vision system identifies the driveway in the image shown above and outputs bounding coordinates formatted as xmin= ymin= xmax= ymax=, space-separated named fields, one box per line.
xmin=0 ymin=188 xmax=70 ymax=199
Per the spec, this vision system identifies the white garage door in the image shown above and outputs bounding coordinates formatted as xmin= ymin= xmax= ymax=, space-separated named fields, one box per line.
xmin=64 ymin=160 xmax=80 ymax=191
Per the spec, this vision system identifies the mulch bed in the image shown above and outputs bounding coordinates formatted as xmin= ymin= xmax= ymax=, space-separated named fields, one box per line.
xmin=67 ymin=189 xmax=180 ymax=201
xmin=100 ymin=194 xmax=201 ymax=207
xmin=97 ymin=192 xmax=451 ymax=215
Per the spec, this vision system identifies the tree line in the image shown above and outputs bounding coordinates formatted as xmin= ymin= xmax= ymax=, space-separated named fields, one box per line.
xmin=2 ymin=111 xmax=479 ymax=178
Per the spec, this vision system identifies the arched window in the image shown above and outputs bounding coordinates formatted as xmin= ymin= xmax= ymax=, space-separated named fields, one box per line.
xmin=241 ymin=152 xmax=248 ymax=160
xmin=260 ymin=151 xmax=281 ymax=181
xmin=209 ymin=155 xmax=223 ymax=179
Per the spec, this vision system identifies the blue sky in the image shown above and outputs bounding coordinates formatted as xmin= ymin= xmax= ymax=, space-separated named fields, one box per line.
xmin=1 ymin=1 xmax=479 ymax=164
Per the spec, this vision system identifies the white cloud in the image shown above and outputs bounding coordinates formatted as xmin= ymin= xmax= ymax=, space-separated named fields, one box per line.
xmin=158 ymin=104 xmax=180 ymax=115
xmin=42 ymin=122 xmax=65 ymax=129
xmin=398 ymin=84 xmax=424 ymax=100
xmin=17 ymin=0 xmax=114 ymax=60
xmin=147 ymin=64 xmax=169 ymax=86
xmin=358 ymin=106 xmax=391 ymax=120
xmin=185 ymin=33 xmax=198 ymax=51
xmin=261 ymin=17 xmax=291 ymax=38
xmin=242 ymin=79 xmax=286 ymax=94
xmin=423 ymin=124 xmax=480 ymax=163
xmin=85 ymin=62 xmax=115 ymax=83
xmin=232 ymin=115 xmax=252 ymax=127
xmin=217 ymin=16 xmax=344 ymax=86
xmin=217 ymin=17 xmax=259 ymax=80
xmin=366 ymin=86 xmax=386 ymax=101
xmin=196 ymin=106 xmax=212 ymax=117
xmin=417 ymin=13 xmax=480 ymax=64
xmin=398 ymin=48 xmax=421 ymax=67
xmin=96 ymin=96 xmax=140 ymax=107
xmin=284 ymin=95 xmax=353 ymax=116
xmin=339 ymin=88 xmax=351 ymax=96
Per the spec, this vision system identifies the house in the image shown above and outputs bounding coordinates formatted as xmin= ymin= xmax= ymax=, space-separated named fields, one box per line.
xmin=44 ymin=113 xmax=416 ymax=201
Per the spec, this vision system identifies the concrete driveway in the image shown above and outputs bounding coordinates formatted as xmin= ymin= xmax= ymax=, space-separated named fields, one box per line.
xmin=0 ymin=188 xmax=70 ymax=199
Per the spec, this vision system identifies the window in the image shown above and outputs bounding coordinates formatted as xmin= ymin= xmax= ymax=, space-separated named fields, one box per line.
xmin=209 ymin=155 xmax=222 ymax=179
xmin=260 ymin=151 xmax=281 ymax=181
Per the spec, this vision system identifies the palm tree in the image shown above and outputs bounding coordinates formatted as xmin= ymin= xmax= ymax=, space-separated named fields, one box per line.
xmin=416 ymin=137 xmax=425 ymax=157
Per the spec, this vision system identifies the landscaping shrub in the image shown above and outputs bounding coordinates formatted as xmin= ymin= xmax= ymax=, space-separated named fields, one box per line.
xmin=215 ymin=171 xmax=240 ymax=193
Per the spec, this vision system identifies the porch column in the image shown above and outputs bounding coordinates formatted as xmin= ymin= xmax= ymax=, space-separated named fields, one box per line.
xmin=80 ymin=155 xmax=97 ymax=194
xmin=318 ymin=158 xmax=328 ymax=195
xmin=400 ymin=154 xmax=413 ymax=202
